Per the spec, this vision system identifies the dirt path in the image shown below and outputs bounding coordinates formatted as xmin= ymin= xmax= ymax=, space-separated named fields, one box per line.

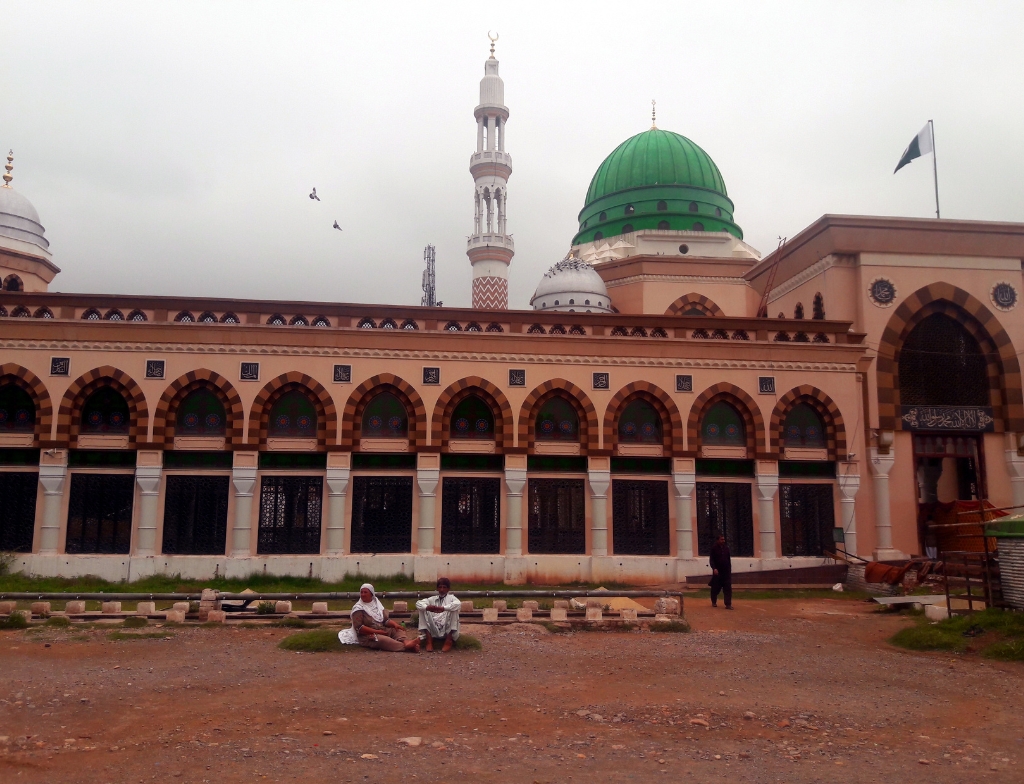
xmin=1 ymin=596 xmax=1020 ymax=783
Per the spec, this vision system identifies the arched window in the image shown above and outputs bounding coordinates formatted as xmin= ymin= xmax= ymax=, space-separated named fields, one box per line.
xmin=81 ymin=387 xmax=130 ymax=434
xmin=220 ymin=312 xmax=239 ymax=324
xmin=715 ymin=207 xmax=723 ymax=217
xmin=812 ymin=293 xmax=825 ymax=320
xmin=198 ymin=311 xmax=217 ymax=323
xmin=444 ymin=321 xmax=462 ymax=331
xmin=485 ymin=322 xmax=503 ymax=332
xmin=0 ymin=384 xmax=35 ymax=432
xmin=657 ymin=220 xmax=670 ymax=230
xmin=599 ymin=211 xmax=607 ymax=222
xmin=176 ymin=388 xmax=226 ymax=436
xmin=266 ymin=314 xmax=286 ymax=325
xmin=268 ymin=390 xmax=317 ymax=438
xmin=450 ymin=395 xmax=494 ymax=440
xmin=105 ymin=309 xmax=124 ymax=321
xmin=312 ymin=316 xmax=331 ymax=327
xmin=783 ymin=403 xmax=826 ymax=448
xmin=357 ymin=318 xmax=376 ymax=329
xmin=618 ymin=399 xmax=662 ymax=444
xmin=689 ymin=202 xmax=699 ymax=212
xmin=465 ymin=322 xmax=482 ymax=332
xmin=527 ymin=324 xmax=545 ymax=334
xmin=11 ymin=306 xmax=30 ymax=317
xmin=692 ymin=222 xmax=705 ymax=231
xmin=794 ymin=303 xmax=804 ymax=319
xmin=624 ymin=204 xmax=635 ymax=215
xmin=128 ymin=309 xmax=148 ymax=322
xmin=379 ymin=318 xmax=397 ymax=329
xmin=401 ymin=319 xmax=418 ymax=330
xmin=536 ymin=396 xmax=578 ymax=442
xmin=290 ymin=315 xmax=308 ymax=326
xmin=82 ymin=308 xmax=101 ymax=320
xmin=361 ymin=392 xmax=408 ymax=439
xmin=657 ymin=200 xmax=667 ymax=211
xmin=899 ymin=313 xmax=989 ymax=406
xmin=176 ymin=311 xmax=195 ymax=323
xmin=3 ymin=274 xmax=24 ymax=291
xmin=549 ymin=324 xmax=566 ymax=335
xmin=622 ymin=224 xmax=634 ymax=233
xmin=702 ymin=401 xmax=744 ymax=446
xmin=594 ymin=231 xmax=603 ymax=240
xmin=33 ymin=307 xmax=53 ymax=319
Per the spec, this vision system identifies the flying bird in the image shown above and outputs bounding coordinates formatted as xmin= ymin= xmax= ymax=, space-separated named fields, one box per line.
xmin=309 ymin=188 xmax=320 ymax=201
xmin=333 ymin=221 xmax=342 ymax=231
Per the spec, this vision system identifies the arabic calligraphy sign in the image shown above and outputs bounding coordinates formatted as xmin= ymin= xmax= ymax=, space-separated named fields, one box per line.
xmin=900 ymin=406 xmax=995 ymax=432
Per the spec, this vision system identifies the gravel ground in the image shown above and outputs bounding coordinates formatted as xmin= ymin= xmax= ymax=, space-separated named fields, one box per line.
xmin=0 ymin=596 xmax=1020 ymax=783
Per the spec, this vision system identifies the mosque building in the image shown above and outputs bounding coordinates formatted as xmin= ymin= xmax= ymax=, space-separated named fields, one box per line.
xmin=2 ymin=42 xmax=1024 ymax=584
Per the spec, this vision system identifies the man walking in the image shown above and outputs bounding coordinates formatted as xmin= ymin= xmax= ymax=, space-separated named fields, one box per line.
xmin=709 ymin=534 xmax=733 ymax=610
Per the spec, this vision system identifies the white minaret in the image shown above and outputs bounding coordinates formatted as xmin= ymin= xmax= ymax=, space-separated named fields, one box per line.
xmin=467 ymin=33 xmax=513 ymax=310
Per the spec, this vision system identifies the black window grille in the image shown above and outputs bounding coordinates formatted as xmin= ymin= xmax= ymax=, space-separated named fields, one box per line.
xmin=66 ymin=473 xmax=134 ymax=554
xmin=161 ymin=475 xmax=230 ymax=555
xmin=350 ymin=476 xmax=413 ymax=553
xmin=441 ymin=477 xmax=500 ymax=554
xmin=0 ymin=471 xmax=38 ymax=552
xmin=899 ymin=313 xmax=989 ymax=406
xmin=528 ymin=479 xmax=585 ymax=554
xmin=257 ymin=476 xmax=323 ymax=554
xmin=779 ymin=483 xmax=835 ymax=557
xmin=611 ymin=479 xmax=669 ymax=555
xmin=696 ymin=482 xmax=753 ymax=557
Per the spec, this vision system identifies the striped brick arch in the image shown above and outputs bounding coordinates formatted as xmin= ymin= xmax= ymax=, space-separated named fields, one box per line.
xmin=687 ymin=383 xmax=766 ymax=458
xmin=603 ymin=382 xmax=683 ymax=455
xmin=247 ymin=373 xmax=336 ymax=449
xmin=769 ymin=386 xmax=847 ymax=459
xmin=0 ymin=363 xmax=53 ymax=445
xmin=342 ymin=373 xmax=426 ymax=449
xmin=431 ymin=377 xmax=514 ymax=452
xmin=57 ymin=366 xmax=149 ymax=447
xmin=666 ymin=293 xmax=725 ymax=317
xmin=517 ymin=379 xmax=599 ymax=454
xmin=876 ymin=283 xmax=1023 ymax=432
xmin=153 ymin=370 xmax=245 ymax=447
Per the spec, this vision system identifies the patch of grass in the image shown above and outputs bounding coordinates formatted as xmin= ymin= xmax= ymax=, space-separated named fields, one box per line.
xmin=688 ymin=587 xmax=873 ymax=601
xmin=278 ymin=629 xmax=348 ymax=652
xmin=107 ymin=631 xmax=173 ymax=641
xmin=542 ymin=622 xmax=572 ymax=634
xmin=271 ymin=617 xmax=311 ymax=628
xmin=122 ymin=616 xmax=148 ymax=628
xmin=983 ymin=638 xmax=1024 ymax=662
xmin=453 ymin=634 xmax=481 ymax=650
xmin=891 ymin=608 xmax=1024 ymax=657
xmin=0 ymin=551 xmax=16 ymax=577
xmin=890 ymin=624 xmax=967 ymax=652
xmin=0 ymin=611 xmax=28 ymax=630
xmin=255 ymin=601 xmax=276 ymax=615
xmin=45 ymin=615 xmax=71 ymax=627
xmin=651 ymin=620 xmax=692 ymax=633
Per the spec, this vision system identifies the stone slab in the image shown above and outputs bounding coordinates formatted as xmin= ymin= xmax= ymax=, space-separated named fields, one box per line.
xmin=392 ymin=601 xmax=408 ymax=613
xmin=275 ymin=601 xmax=292 ymax=614
xmin=205 ymin=610 xmax=227 ymax=623
xmin=516 ymin=608 xmax=533 ymax=621
xmin=460 ymin=600 xmax=474 ymax=612
xmin=136 ymin=602 xmax=156 ymax=615
xmin=482 ymin=608 xmax=499 ymax=622
xmin=164 ymin=610 xmax=186 ymax=623
xmin=550 ymin=608 xmax=568 ymax=621
xmin=492 ymin=600 xmax=507 ymax=612
xmin=172 ymin=602 xmax=190 ymax=613
xmin=311 ymin=602 xmax=329 ymax=614
xmin=522 ymin=600 xmax=539 ymax=611
xmin=924 ymin=604 xmax=949 ymax=621
xmin=586 ymin=607 xmax=603 ymax=621
xmin=552 ymin=600 xmax=570 ymax=609
xmin=0 ymin=601 xmax=16 ymax=614
xmin=65 ymin=600 xmax=86 ymax=614
xmin=619 ymin=608 xmax=638 ymax=621
xmin=101 ymin=601 xmax=122 ymax=614
xmin=654 ymin=597 xmax=681 ymax=616
xmin=31 ymin=602 xmax=51 ymax=616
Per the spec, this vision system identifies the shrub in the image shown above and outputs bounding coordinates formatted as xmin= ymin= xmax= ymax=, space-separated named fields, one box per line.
xmin=651 ymin=620 xmax=691 ymax=633
xmin=889 ymin=625 xmax=964 ymax=652
xmin=272 ymin=617 xmax=308 ymax=628
xmin=45 ymin=616 xmax=71 ymax=627
xmin=256 ymin=601 xmax=276 ymax=615
xmin=983 ymin=638 xmax=1024 ymax=662
xmin=0 ymin=611 xmax=29 ymax=630
xmin=123 ymin=616 xmax=148 ymax=628
xmin=0 ymin=551 xmax=16 ymax=577
xmin=279 ymin=629 xmax=347 ymax=652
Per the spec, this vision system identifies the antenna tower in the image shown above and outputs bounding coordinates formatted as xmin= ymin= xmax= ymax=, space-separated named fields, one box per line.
xmin=421 ymin=244 xmax=437 ymax=307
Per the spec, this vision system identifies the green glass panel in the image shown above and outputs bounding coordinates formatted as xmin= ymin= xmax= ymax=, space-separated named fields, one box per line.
xmin=177 ymin=388 xmax=226 ymax=436
xmin=783 ymin=403 xmax=826 ymax=448
xmin=702 ymin=402 xmax=744 ymax=446
xmin=450 ymin=395 xmax=494 ymax=440
xmin=81 ymin=387 xmax=130 ymax=434
xmin=618 ymin=399 xmax=662 ymax=443
xmin=0 ymin=384 xmax=35 ymax=433
xmin=268 ymin=390 xmax=318 ymax=438
xmin=536 ymin=396 xmax=578 ymax=442
xmin=361 ymin=392 xmax=408 ymax=439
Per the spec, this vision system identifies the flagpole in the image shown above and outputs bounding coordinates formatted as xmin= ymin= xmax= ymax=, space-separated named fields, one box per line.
xmin=930 ymin=119 xmax=940 ymax=219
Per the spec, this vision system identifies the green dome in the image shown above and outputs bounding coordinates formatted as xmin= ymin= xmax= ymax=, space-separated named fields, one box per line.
xmin=574 ymin=128 xmax=742 ymax=245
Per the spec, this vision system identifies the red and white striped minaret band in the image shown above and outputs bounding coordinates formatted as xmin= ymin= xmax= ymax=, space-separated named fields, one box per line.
xmin=472 ymin=276 xmax=508 ymax=310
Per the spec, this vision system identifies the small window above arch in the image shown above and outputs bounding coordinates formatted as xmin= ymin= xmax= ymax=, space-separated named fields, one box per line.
xmin=219 ymin=312 xmax=239 ymax=324
xmin=624 ymin=204 xmax=635 ymax=215
xmin=569 ymin=325 xmax=586 ymax=335
xmin=599 ymin=211 xmax=607 ymax=222
xmin=379 ymin=318 xmax=397 ymax=329
xmin=128 ymin=309 xmax=148 ymax=322
xmin=401 ymin=319 xmax=418 ymax=330
xmin=82 ymin=308 xmax=101 ymax=320
xmin=689 ymin=202 xmax=699 ymax=212
xmin=444 ymin=321 xmax=462 ymax=332
xmin=549 ymin=324 xmax=567 ymax=335
xmin=289 ymin=315 xmax=308 ymax=326
xmin=198 ymin=311 xmax=218 ymax=323
xmin=266 ymin=314 xmax=286 ymax=325
xmin=657 ymin=220 xmax=670 ymax=230
xmin=527 ymin=324 xmax=545 ymax=334
xmin=622 ymin=224 xmax=634 ymax=234
xmin=594 ymin=231 xmax=603 ymax=240
xmin=176 ymin=311 xmax=196 ymax=323
xmin=312 ymin=315 xmax=331 ymax=327
xmin=692 ymin=222 xmax=705 ymax=231
xmin=465 ymin=322 xmax=482 ymax=332
xmin=485 ymin=322 xmax=503 ymax=332
xmin=357 ymin=318 xmax=376 ymax=329
xmin=3 ymin=274 xmax=23 ymax=291
xmin=11 ymin=306 xmax=30 ymax=318
xmin=33 ymin=307 xmax=53 ymax=319
xmin=105 ymin=309 xmax=124 ymax=321
xmin=656 ymin=200 xmax=668 ymax=211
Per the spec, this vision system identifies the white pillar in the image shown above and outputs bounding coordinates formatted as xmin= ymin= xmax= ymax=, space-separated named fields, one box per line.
xmin=325 ymin=465 xmax=350 ymax=555
xmin=134 ymin=465 xmax=162 ymax=556
xmin=231 ymin=466 xmax=257 ymax=556
xmin=755 ymin=461 xmax=779 ymax=560
xmin=37 ymin=464 xmax=67 ymax=554
xmin=477 ymin=117 xmax=484 ymax=152
xmin=588 ymin=466 xmax=611 ymax=556
xmin=869 ymin=446 xmax=899 ymax=559
xmin=504 ymin=465 xmax=527 ymax=556
xmin=1005 ymin=434 xmax=1024 ymax=509
xmin=672 ymin=465 xmax=695 ymax=559
xmin=837 ymin=466 xmax=861 ymax=558
xmin=416 ymin=466 xmax=439 ymax=555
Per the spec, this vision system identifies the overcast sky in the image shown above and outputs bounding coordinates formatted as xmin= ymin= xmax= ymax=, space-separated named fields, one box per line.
xmin=4 ymin=2 xmax=1023 ymax=309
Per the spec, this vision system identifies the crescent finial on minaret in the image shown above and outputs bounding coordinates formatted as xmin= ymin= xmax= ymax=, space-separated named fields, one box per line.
xmin=3 ymin=150 xmax=13 ymax=187
xmin=488 ymin=31 xmax=498 ymax=58
xmin=651 ymin=99 xmax=657 ymax=130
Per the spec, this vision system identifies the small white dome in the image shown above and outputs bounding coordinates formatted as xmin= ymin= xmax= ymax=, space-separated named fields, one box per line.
xmin=530 ymin=257 xmax=613 ymax=313
xmin=0 ymin=185 xmax=48 ymax=252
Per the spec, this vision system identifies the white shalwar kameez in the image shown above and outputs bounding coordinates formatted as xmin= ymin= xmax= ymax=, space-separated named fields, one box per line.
xmin=415 ymin=592 xmax=461 ymax=641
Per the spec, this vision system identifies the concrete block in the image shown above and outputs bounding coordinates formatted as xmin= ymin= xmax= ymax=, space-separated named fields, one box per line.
xmin=459 ymin=600 xmax=474 ymax=612
xmin=311 ymin=602 xmax=329 ymax=614
xmin=0 ymin=601 xmax=16 ymax=614
xmin=65 ymin=600 xmax=86 ymax=614
xmin=550 ymin=608 xmax=568 ymax=621
xmin=201 ymin=589 xmax=218 ymax=601
xmin=482 ymin=608 xmax=499 ymax=622
xmin=654 ymin=614 xmax=673 ymax=622
xmin=101 ymin=601 xmax=122 ymax=614
xmin=31 ymin=602 xmax=51 ymax=616
xmin=619 ymin=608 xmax=638 ymax=621
xmin=274 ymin=601 xmax=292 ymax=614
xmin=553 ymin=600 xmax=570 ymax=609
xmin=136 ymin=602 xmax=156 ymax=615
xmin=654 ymin=598 xmax=681 ymax=616
xmin=391 ymin=601 xmax=408 ymax=613
xmin=172 ymin=602 xmax=190 ymax=613
xmin=586 ymin=607 xmax=603 ymax=621
xmin=164 ymin=610 xmax=186 ymax=623
xmin=925 ymin=604 xmax=949 ymax=621
xmin=492 ymin=600 xmax=507 ymax=612
xmin=516 ymin=608 xmax=533 ymax=621
xmin=205 ymin=610 xmax=227 ymax=623
xmin=13 ymin=609 xmax=31 ymax=623
xmin=522 ymin=600 xmax=540 ymax=611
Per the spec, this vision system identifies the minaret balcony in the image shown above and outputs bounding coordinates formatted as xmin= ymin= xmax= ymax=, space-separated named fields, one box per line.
xmin=467 ymin=234 xmax=515 ymax=253
xmin=470 ymin=150 xmax=513 ymax=169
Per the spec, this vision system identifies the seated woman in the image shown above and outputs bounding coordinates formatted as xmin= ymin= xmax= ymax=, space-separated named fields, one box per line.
xmin=415 ymin=577 xmax=461 ymax=652
xmin=338 ymin=583 xmax=419 ymax=652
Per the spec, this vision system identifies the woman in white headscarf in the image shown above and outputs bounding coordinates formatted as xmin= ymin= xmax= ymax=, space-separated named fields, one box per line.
xmin=338 ymin=584 xmax=419 ymax=652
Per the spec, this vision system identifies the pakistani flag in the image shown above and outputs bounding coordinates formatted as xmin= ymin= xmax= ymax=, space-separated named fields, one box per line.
xmin=894 ymin=123 xmax=934 ymax=173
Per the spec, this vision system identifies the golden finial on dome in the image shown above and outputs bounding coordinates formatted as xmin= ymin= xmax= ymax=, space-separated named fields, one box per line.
xmin=651 ymin=100 xmax=657 ymax=130
xmin=2 ymin=150 xmax=12 ymax=187
xmin=488 ymin=31 xmax=498 ymax=58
